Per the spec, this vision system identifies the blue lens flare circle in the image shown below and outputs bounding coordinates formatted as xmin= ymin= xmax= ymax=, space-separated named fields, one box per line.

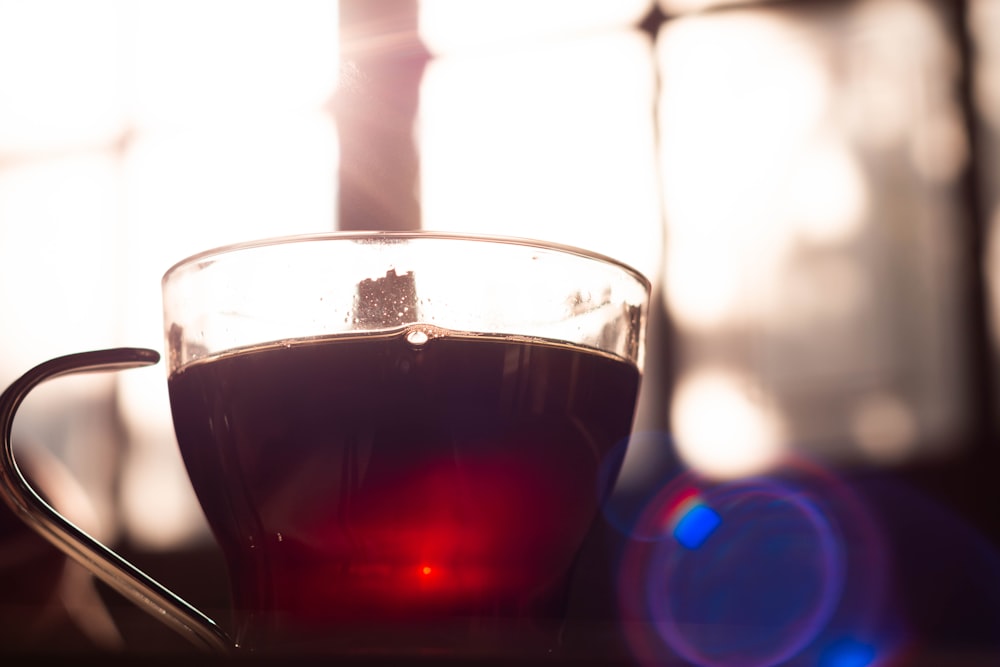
xmin=619 ymin=472 xmax=847 ymax=667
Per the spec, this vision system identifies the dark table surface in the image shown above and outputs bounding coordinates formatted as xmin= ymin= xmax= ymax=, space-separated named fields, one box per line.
xmin=2 ymin=460 xmax=999 ymax=667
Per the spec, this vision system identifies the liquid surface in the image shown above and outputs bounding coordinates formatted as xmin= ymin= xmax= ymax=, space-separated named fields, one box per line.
xmin=168 ymin=329 xmax=640 ymax=652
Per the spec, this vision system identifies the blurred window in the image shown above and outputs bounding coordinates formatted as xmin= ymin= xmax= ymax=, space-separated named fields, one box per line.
xmin=0 ymin=0 xmax=995 ymax=551
xmin=654 ymin=0 xmax=978 ymax=476
xmin=0 ymin=0 xmax=340 ymax=549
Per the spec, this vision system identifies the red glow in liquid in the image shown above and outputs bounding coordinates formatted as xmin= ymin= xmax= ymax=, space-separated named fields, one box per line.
xmin=168 ymin=332 xmax=640 ymax=649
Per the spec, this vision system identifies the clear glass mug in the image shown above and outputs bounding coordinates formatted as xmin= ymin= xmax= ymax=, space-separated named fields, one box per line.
xmin=0 ymin=232 xmax=649 ymax=656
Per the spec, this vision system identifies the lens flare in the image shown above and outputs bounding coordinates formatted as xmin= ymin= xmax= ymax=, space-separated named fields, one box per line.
xmin=617 ymin=458 xmax=896 ymax=667
xmin=820 ymin=637 xmax=876 ymax=667
xmin=672 ymin=503 xmax=721 ymax=551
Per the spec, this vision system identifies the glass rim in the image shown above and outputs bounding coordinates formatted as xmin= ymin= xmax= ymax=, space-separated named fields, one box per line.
xmin=162 ymin=230 xmax=651 ymax=291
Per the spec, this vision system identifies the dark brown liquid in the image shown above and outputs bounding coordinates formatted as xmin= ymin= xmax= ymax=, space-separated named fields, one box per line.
xmin=168 ymin=329 xmax=639 ymax=653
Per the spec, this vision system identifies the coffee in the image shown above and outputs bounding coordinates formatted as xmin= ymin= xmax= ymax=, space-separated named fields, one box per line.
xmin=168 ymin=327 xmax=639 ymax=652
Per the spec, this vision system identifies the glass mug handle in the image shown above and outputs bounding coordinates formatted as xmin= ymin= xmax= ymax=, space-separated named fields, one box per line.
xmin=0 ymin=347 xmax=233 ymax=654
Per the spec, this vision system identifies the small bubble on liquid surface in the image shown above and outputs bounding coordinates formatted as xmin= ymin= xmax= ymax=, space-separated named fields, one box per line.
xmin=406 ymin=329 xmax=429 ymax=347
